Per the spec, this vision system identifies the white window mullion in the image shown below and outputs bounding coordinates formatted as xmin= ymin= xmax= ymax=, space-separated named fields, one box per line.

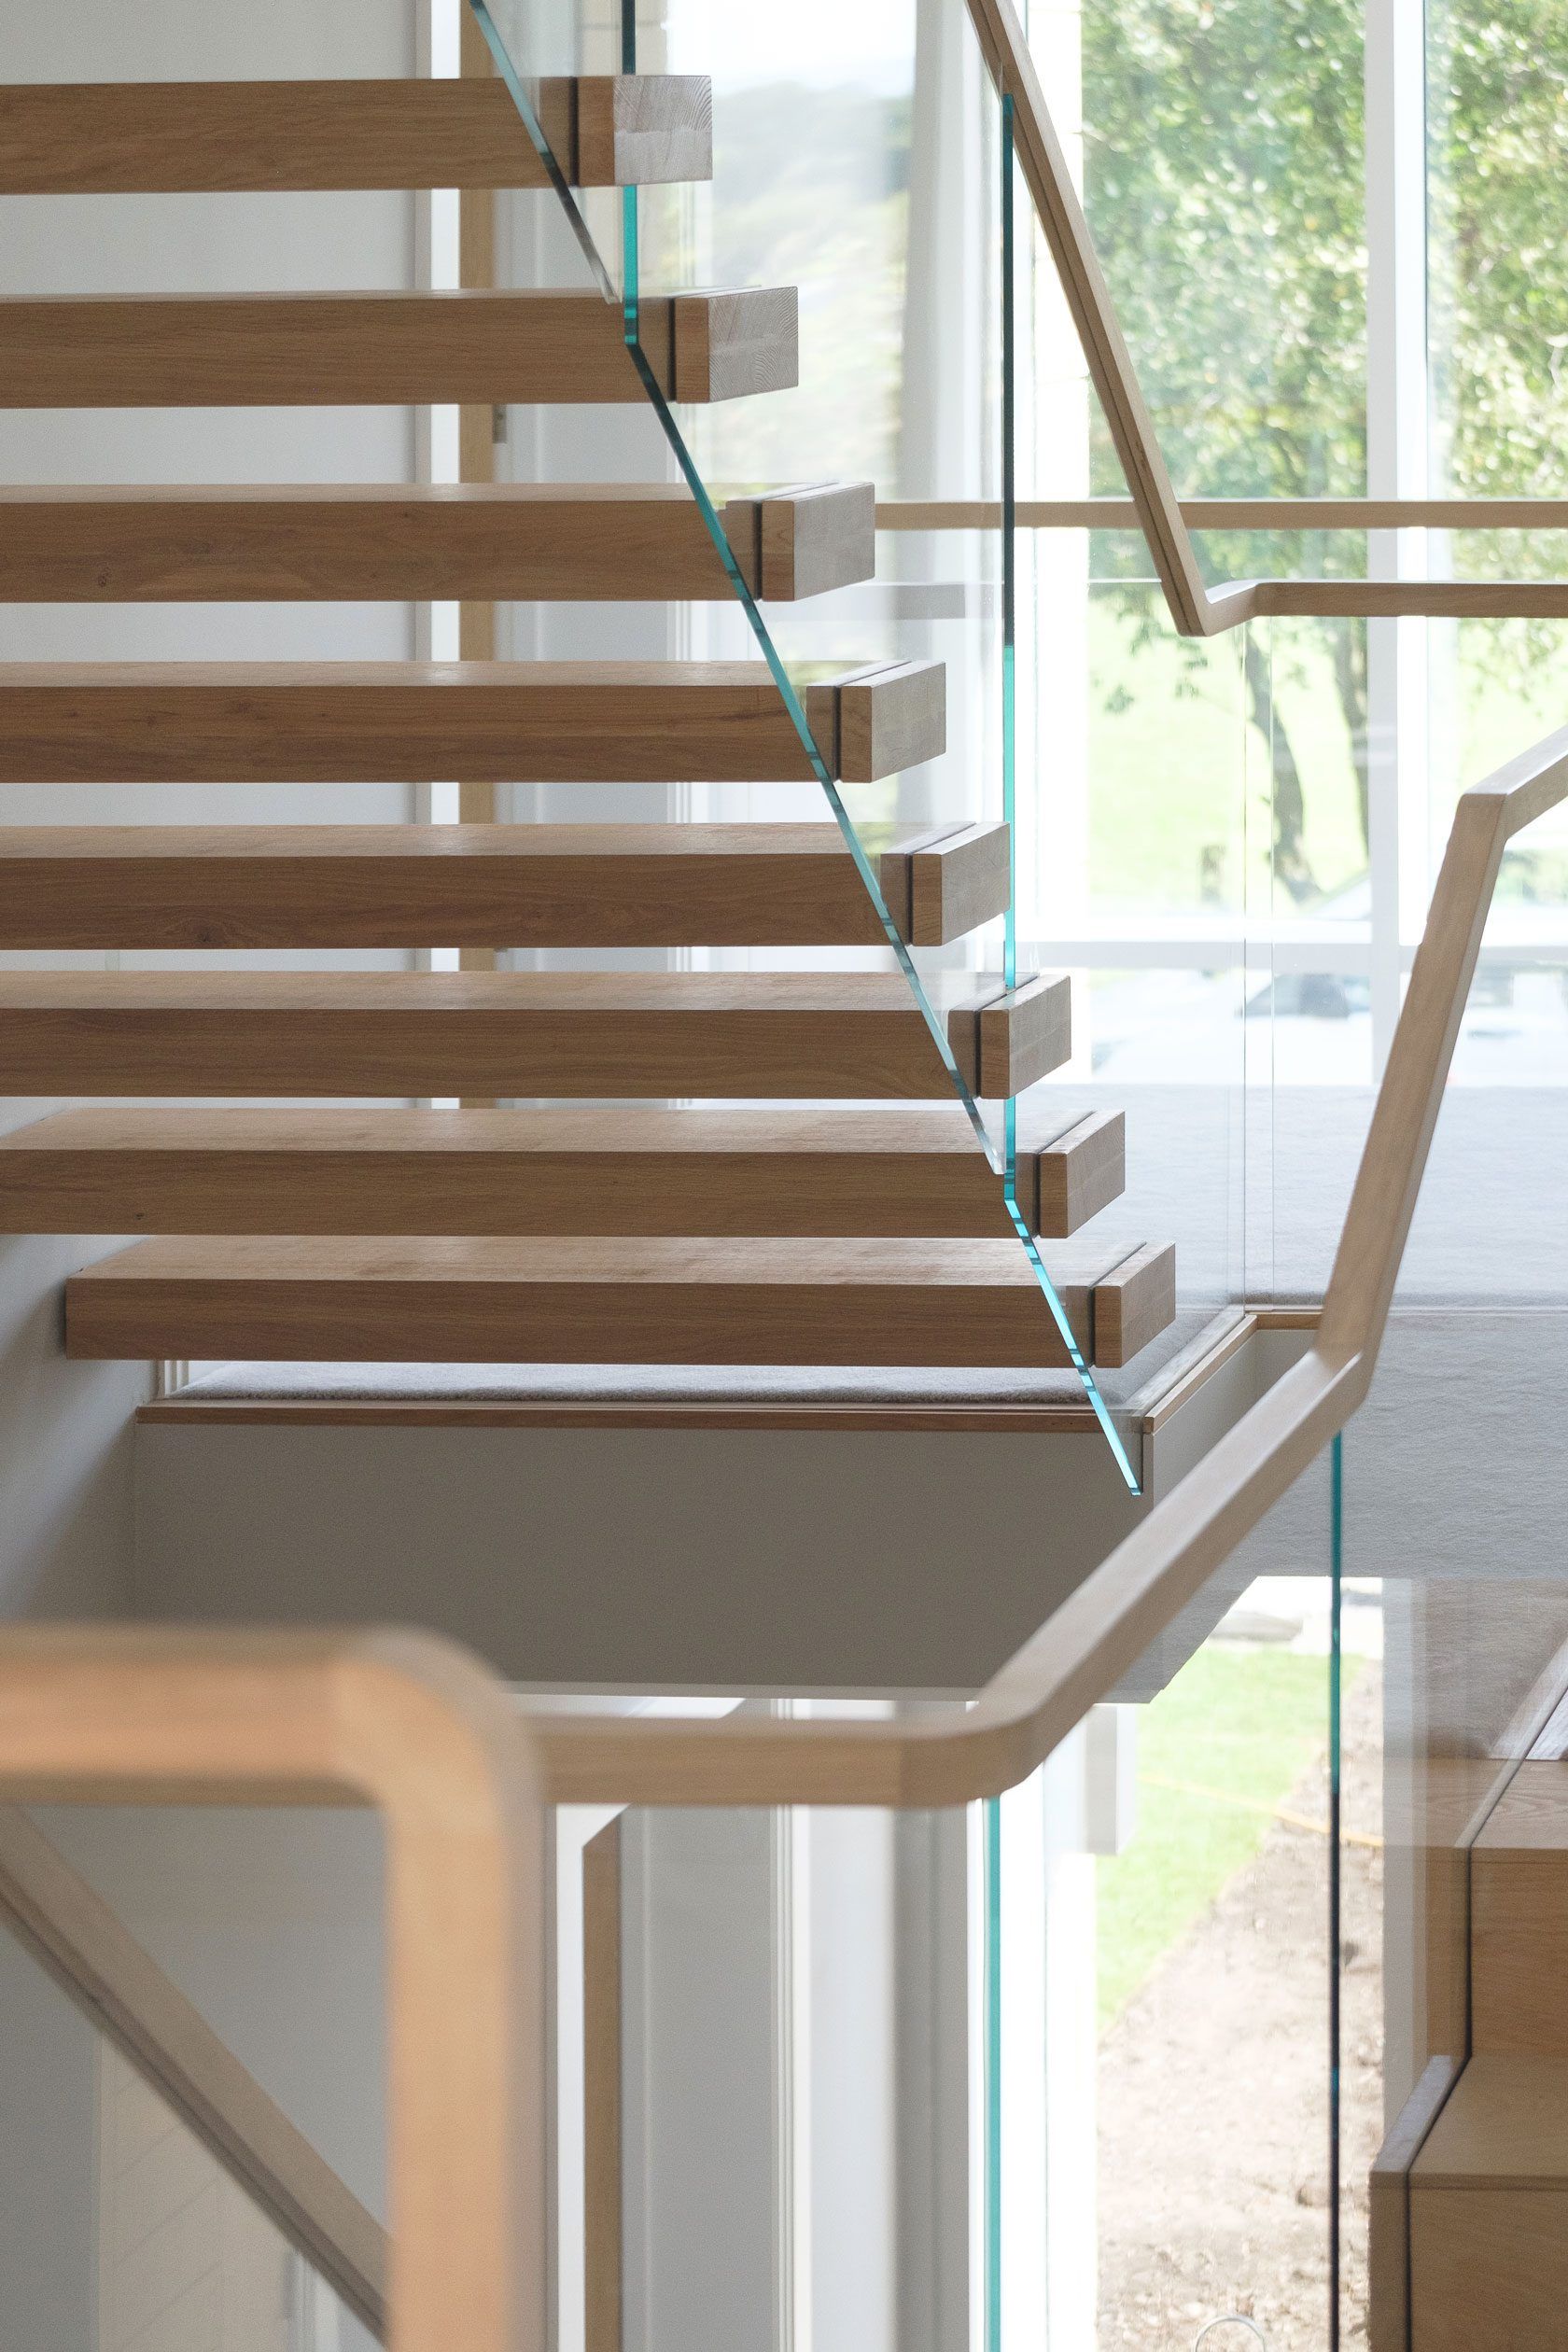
xmin=1365 ymin=0 xmax=1431 ymax=1076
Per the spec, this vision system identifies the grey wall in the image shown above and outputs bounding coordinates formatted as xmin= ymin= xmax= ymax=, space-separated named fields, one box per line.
xmin=0 ymin=0 xmax=425 ymax=1621
xmin=0 ymin=1923 xmax=98 ymax=2348
xmin=0 ymin=3 xmax=421 ymax=2336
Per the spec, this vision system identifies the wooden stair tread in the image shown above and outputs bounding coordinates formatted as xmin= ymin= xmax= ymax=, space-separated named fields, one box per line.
xmin=0 ymin=287 xmax=798 ymax=408
xmin=0 ymin=659 xmax=943 ymax=785
xmin=0 ymin=822 xmax=1002 ymax=949
xmin=0 ymin=76 xmax=712 ymax=191
xmin=65 ymin=1234 xmax=1175 ymax=1369
xmin=0 ymin=483 xmax=875 ymax=604
xmin=0 ymin=969 xmax=1067 ymax=1099
xmin=0 ymin=1103 xmax=1120 ymax=1239
xmin=1475 ymin=1761 xmax=1568 ymax=1850
xmin=0 ymin=969 xmax=953 ymax=1099
xmin=1415 ymin=2056 xmax=1568 ymax=2190
xmin=1471 ymin=1763 xmax=1568 ymax=2056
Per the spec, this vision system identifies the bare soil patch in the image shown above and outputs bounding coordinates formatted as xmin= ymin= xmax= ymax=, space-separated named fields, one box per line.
xmin=1097 ymin=1663 xmax=1383 ymax=2350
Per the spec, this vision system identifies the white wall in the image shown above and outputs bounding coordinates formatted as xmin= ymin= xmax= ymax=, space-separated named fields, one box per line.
xmin=0 ymin=0 xmax=425 ymax=1616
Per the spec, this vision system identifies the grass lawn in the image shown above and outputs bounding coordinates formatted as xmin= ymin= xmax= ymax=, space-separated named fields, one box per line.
xmin=1083 ymin=600 xmax=1367 ymax=912
xmin=1078 ymin=601 xmax=1568 ymax=918
xmin=1097 ymin=1642 xmax=1364 ymax=2031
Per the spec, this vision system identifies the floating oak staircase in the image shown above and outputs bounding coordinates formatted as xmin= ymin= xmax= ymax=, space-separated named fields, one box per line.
xmin=0 ymin=63 xmax=1175 ymax=1383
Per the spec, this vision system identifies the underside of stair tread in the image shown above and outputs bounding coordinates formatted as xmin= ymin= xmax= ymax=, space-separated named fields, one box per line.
xmin=0 ymin=76 xmax=713 ymax=191
xmin=0 ymin=483 xmax=876 ymax=604
xmin=0 ymin=287 xmax=799 ymax=409
xmin=0 ymin=658 xmax=943 ymax=785
xmin=65 ymin=1234 xmax=1176 ymax=1369
xmin=0 ymin=820 xmax=1002 ymax=949
xmin=0 ymin=1103 xmax=1122 ymax=1239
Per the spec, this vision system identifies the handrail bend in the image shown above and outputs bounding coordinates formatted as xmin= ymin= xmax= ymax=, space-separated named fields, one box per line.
xmin=531 ymin=726 xmax=1568 ymax=1808
xmin=0 ymin=1628 xmax=542 ymax=2352
xmin=958 ymin=0 xmax=1568 ymax=633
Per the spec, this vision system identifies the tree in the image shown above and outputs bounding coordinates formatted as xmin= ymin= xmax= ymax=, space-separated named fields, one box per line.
xmin=1081 ymin=0 xmax=1568 ymax=898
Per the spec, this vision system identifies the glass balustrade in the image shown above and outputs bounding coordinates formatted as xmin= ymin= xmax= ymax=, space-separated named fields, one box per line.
xmin=548 ymin=1572 xmax=1346 ymax=2352
xmin=1330 ymin=782 xmax=1568 ymax=2346
xmin=470 ymin=0 xmax=1152 ymax=1475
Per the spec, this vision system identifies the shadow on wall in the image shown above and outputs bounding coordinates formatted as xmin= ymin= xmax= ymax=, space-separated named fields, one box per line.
xmin=0 ymin=1228 xmax=146 ymax=1619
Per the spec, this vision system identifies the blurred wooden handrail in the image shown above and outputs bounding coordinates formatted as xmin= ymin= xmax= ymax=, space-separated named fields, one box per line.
xmin=0 ymin=1628 xmax=543 ymax=2352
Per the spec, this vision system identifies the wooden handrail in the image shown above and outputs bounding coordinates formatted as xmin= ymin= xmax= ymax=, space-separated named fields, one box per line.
xmin=0 ymin=1804 xmax=387 ymax=2334
xmin=0 ymin=1629 xmax=543 ymax=2352
xmin=959 ymin=0 xmax=1211 ymax=635
xmin=948 ymin=0 xmax=1568 ymax=634
xmin=528 ymin=726 xmax=1568 ymax=1807
xmin=879 ymin=498 xmax=1568 ymax=530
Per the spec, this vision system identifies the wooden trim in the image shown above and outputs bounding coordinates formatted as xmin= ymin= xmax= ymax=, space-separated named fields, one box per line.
xmin=130 ymin=1303 xmax=1254 ymax=1438
xmin=0 ymin=1629 xmax=542 ymax=2352
xmin=0 ymin=1805 xmax=386 ymax=2335
xmin=1370 ymin=2054 xmax=1463 ymax=2352
xmin=877 ymin=497 xmax=1568 ymax=531
xmin=878 ymin=497 xmax=1568 ymax=617
xmin=519 ymin=729 xmax=1568 ymax=1802
xmin=581 ymin=1819 xmax=623 ymax=2352
xmin=1137 ymin=1310 xmax=1257 ymax=1435
xmin=134 ymin=1396 xmax=1114 ymax=1434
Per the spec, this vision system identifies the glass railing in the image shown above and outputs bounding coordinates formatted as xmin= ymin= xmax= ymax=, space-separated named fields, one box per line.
xmin=1009 ymin=111 xmax=1258 ymax=1426
xmin=470 ymin=0 xmax=1149 ymax=1482
xmin=1331 ymin=778 xmax=1568 ymax=2345
xmin=548 ymin=1565 xmax=1343 ymax=2352
xmin=556 ymin=1717 xmax=973 ymax=2352
xmin=533 ymin=723 xmax=1568 ymax=2345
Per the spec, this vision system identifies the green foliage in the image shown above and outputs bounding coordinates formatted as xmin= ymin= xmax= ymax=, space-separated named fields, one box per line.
xmin=1097 ymin=1642 xmax=1351 ymax=2030
xmin=1431 ymin=0 xmax=1568 ymax=507
xmin=1081 ymin=0 xmax=1568 ymax=884
xmin=1083 ymin=0 xmax=1366 ymax=531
